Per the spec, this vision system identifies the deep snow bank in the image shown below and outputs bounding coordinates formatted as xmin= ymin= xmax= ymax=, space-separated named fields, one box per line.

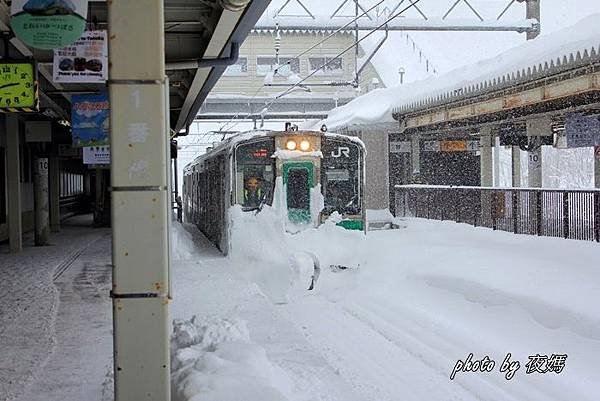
xmin=227 ymin=179 xmax=367 ymax=303
xmin=171 ymin=316 xmax=293 ymax=401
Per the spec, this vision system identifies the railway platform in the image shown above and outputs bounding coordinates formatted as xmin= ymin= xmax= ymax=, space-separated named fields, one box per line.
xmin=0 ymin=214 xmax=112 ymax=401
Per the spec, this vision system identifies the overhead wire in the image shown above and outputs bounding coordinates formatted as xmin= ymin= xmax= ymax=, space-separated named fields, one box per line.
xmin=259 ymin=0 xmax=425 ymax=115
xmin=215 ymin=0 xmax=392 ymax=134
xmin=273 ymin=0 xmax=388 ymax=75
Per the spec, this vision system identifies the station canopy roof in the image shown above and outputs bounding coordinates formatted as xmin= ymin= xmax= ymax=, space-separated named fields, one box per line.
xmin=0 ymin=0 xmax=270 ymax=134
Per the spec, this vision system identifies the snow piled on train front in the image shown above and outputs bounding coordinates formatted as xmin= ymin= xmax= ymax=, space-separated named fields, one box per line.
xmin=227 ymin=177 xmax=367 ymax=303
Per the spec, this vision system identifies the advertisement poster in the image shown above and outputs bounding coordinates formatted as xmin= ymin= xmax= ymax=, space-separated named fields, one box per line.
xmin=53 ymin=30 xmax=107 ymax=83
xmin=71 ymin=92 xmax=109 ymax=147
xmin=11 ymin=0 xmax=88 ymax=50
xmin=83 ymin=146 xmax=110 ymax=165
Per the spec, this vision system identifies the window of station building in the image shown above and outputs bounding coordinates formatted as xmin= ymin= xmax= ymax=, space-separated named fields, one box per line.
xmin=308 ymin=56 xmax=343 ymax=76
xmin=223 ymin=57 xmax=248 ymax=76
xmin=234 ymin=139 xmax=275 ymax=209
xmin=256 ymin=56 xmax=299 ymax=77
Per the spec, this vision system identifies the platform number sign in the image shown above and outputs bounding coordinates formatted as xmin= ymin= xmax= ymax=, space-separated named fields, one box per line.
xmin=37 ymin=158 xmax=48 ymax=176
xmin=0 ymin=61 xmax=38 ymax=112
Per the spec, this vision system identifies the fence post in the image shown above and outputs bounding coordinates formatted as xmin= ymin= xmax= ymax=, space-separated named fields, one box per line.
xmin=427 ymin=191 xmax=431 ymax=219
xmin=594 ymin=191 xmax=600 ymax=242
xmin=563 ymin=192 xmax=570 ymax=239
xmin=536 ymin=190 xmax=542 ymax=236
xmin=415 ymin=189 xmax=419 ymax=218
xmin=491 ymin=191 xmax=497 ymax=230
xmin=512 ymin=190 xmax=518 ymax=234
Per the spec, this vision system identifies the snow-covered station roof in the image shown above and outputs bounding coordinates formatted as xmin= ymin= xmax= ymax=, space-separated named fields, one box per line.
xmin=319 ymin=13 xmax=600 ymax=131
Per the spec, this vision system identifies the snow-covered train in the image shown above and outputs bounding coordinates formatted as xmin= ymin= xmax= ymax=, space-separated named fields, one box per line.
xmin=182 ymin=128 xmax=366 ymax=253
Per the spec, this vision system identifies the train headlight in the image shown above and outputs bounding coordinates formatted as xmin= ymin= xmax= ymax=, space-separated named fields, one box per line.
xmin=300 ymin=139 xmax=311 ymax=151
xmin=286 ymin=140 xmax=297 ymax=150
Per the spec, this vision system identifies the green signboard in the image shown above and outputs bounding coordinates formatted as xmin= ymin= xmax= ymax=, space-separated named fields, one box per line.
xmin=11 ymin=0 xmax=88 ymax=50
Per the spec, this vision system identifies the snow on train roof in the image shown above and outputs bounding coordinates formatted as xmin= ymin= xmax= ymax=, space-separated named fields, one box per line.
xmin=317 ymin=13 xmax=600 ymax=131
xmin=183 ymin=129 xmax=365 ymax=174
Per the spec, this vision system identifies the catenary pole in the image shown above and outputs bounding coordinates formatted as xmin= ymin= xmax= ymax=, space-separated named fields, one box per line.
xmin=108 ymin=2 xmax=171 ymax=400
xmin=513 ymin=0 xmax=540 ymax=186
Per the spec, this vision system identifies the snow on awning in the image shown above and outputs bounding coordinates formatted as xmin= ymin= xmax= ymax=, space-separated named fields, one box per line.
xmin=319 ymin=13 xmax=600 ymax=131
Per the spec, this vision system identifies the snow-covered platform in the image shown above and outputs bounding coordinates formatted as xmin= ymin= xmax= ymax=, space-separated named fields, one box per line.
xmin=0 ymin=215 xmax=112 ymax=401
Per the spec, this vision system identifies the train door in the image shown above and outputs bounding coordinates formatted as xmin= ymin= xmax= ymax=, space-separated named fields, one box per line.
xmin=283 ymin=162 xmax=313 ymax=224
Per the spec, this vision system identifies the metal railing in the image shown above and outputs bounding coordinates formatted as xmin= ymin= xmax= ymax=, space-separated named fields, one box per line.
xmin=394 ymin=185 xmax=600 ymax=242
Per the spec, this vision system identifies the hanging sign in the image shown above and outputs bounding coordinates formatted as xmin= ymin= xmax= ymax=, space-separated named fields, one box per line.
xmin=423 ymin=141 xmax=440 ymax=152
xmin=53 ymin=30 xmax=107 ymax=83
xmin=83 ymin=145 xmax=110 ymax=164
xmin=565 ymin=114 xmax=600 ymax=148
xmin=440 ymin=140 xmax=468 ymax=152
xmin=389 ymin=141 xmax=411 ymax=153
xmin=71 ymin=92 xmax=109 ymax=147
xmin=11 ymin=0 xmax=88 ymax=50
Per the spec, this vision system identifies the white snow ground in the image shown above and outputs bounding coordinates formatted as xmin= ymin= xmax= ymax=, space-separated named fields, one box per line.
xmin=0 ymin=216 xmax=111 ymax=401
xmin=170 ymin=208 xmax=600 ymax=401
xmin=4 ymin=212 xmax=598 ymax=400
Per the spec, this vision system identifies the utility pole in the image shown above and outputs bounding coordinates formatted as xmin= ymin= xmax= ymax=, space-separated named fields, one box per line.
xmin=513 ymin=0 xmax=540 ymax=187
xmin=108 ymin=2 xmax=171 ymax=400
xmin=526 ymin=0 xmax=540 ymax=40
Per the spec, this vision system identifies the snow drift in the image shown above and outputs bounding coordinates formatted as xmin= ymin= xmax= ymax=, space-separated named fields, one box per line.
xmin=171 ymin=316 xmax=293 ymax=401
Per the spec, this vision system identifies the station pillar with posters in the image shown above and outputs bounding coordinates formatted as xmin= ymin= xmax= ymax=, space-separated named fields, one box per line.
xmin=108 ymin=2 xmax=171 ymax=400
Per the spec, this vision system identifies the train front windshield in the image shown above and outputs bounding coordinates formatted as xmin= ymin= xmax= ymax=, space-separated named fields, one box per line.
xmin=234 ymin=139 xmax=275 ymax=210
xmin=321 ymin=139 xmax=362 ymax=216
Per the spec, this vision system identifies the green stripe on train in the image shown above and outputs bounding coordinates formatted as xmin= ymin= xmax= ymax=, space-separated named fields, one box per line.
xmin=336 ymin=219 xmax=364 ymax=231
